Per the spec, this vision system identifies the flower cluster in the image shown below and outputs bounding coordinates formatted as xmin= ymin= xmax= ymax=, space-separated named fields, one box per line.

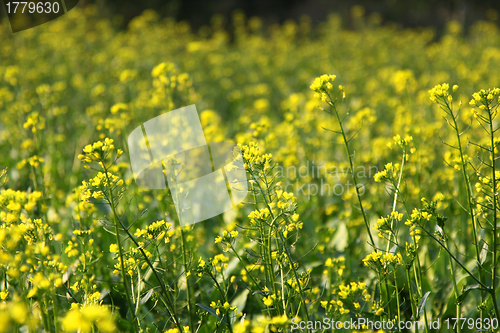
xmin=362 ymin=251 xmax=403 ymax=273
xmin=310 ymin=74 xmax=343 ymax=103
xmin=196 ymin=254 xmax=230 ymax=277
xmin=239 ymin=141 xmax=272 ymax=171
xmin=429 ymin=83 xmax=457 ymax=103
xmin=23 ymin=112 xmax=46 ymax=134
xmin=80 ymin=171 xmax=124 ymax=202
xmin=78 ymin=138 xmax=123 ymax=167
xmin=0 ymin=298 xmax=39 ymax=332
xmin=209 ymin=300 xmax=238 ymax=316
xmin=469 ymin=87 xmax=500 ymax=121
xmin=214 ymin=229 xmax=239 ymax=250
xmin=374 ymin=211 xmax=404 ymax=238
xmin=321 ymin=281 xmax=370 ymax=317
xmin=61 ymin=304 xmax=115 ymax=333
xmin=324 ymin=256 xmax=346 ymax=276
xmin=111 ymin=245 xmax=153 ymax=276
xmin=373 ymin=162 xmax=400 ymax=182
xmin=134 ymin=220 xmax=173 ymax=242
xmin=320 ymin=299 xmax=351 ymax=315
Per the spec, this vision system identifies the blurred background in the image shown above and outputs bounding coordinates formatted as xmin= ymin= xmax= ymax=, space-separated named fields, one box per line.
xmin=77 ymin=0 xmax=499 ymax=30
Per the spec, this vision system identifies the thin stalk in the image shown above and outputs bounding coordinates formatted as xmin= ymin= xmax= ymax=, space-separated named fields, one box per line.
xmin=40 ymin=299 xmax=51 ymax=333
xmin=229 ymin=246 xmax=260 ymax=289
xmin=207 ymin=272 xmax=233 ymax=333
xmin=164 ymin=162 xmax=195 ymax=332
xmin=419 ymin=227 xmax=489 ymax=290
xmin=103 ymin=169 xmax=139 ymax=333
xmin=266 ymin=219 xmax=280 ymax=316
xmin=421 ymin=219 xmax=500 ymax=318
xmin=445 ymin=237 xmax=461 ymax=333
xmin=378 ymin=272 xmax=390 ymax=321
xmin=444 ymin=98 xmax=485 ymax=313
xmin=249 ymin=169 xmax=311 ymax=325
xmin=405 ymin=267 xmax=419 ymax=333
xmin=280 ymin=264 xmax=286 ymax=315
xmin=394 ymin=271 xmax=402 ymax=332
xmin=114 ymin=212 xmax=183 ymax=330
xmin=412 ymin=239 xmax=429 ymax=333
xmin=51 ymin=290 xmax=60 ymax=333
xmin=326 ymin=93 xmax=376 ymax=250
xmin=250 ymin=182 xmax=273 ymax=321
xmin=180 ymin=227 xmax=195 ymax=333
xmin=385 ymin=150 xmax=406 ymax=325
xmin=488 ymin=107 xmax=499 ymax=320
xmin=386 ymin=151 xmax=406 ymax=253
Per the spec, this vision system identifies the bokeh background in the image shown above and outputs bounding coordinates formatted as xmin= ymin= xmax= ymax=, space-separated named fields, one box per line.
xmin=71 ymin=0 xmax=499 ymax=30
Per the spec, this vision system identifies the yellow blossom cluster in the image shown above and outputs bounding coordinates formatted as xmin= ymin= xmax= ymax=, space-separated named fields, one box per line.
xmin=134 ymin=219 xmax=173 ymax=242
xmin=373 ymin=162 xmax=401 ymax=182
xmin=363 ymin=251 xmax=403 ymax=272
xmin=62 ymin=304 xmax=115 ymax=333
xmin=309 ymin=74 xmax=342 ymax=103
xmin=78 ymin=138 xmax=122 ymax=166
xmin=209 ymin=300 xmax=238 ymax=316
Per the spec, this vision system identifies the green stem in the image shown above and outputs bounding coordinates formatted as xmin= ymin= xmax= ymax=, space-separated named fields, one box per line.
xmin=266 ymin=219 xmax=280 ymax=316
xmin=103 ymin=169 xmax=139 ymax=333
xmin=250 ymin=182 xmax=273 ymax=321
xmin=230 ymin=246 xmax=260 ymax=289
xmin=488 ymin=106 xmax=499 ymax=320
xmin=112 ymin=207 xmax=183 ymax=331
xmin=412 ymin=243 xmax=429 ymax=333
xmin=386 ymin=151 xmax=406 ymax=253
xmin=446 ymin=237 xmax=461 ymax=333
xmin=208 ymin=272 xmax=233 ymax=333
xmin=180 ymin=227 xmax=195 ymax=333
xmin=419 ymin=227 xmax=489 ymax=289
xmin=326 ymin=92 xmax=376 ymax=250
xmin=444 ymin=98 xmax=485 ymax=314
xmin=163 ymin=161 xmax=195 ymax=331
xmin=405 ymin=267 xmax=419 ymax=333
xmin=41 ymin=299 xmax=53 ymax=333
xmin=378 ymin=272 xmax=390 ymax=321
xmin=394 ymin=271 xmax=402 ymax=332
xmin=249 ymin=169 xmax=311 ymax=325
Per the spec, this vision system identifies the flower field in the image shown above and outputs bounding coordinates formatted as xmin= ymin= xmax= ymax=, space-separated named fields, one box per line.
xmin=1 ymin=5 xmax=500 ymax=332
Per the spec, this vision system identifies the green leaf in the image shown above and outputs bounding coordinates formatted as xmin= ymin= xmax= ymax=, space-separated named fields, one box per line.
xmin=331 ymin=222 xmax=348 ymax=250
xmin=196 ymin=303 xmax=226 ymax=323
xmin=480 ymin=242 xmax=488 ymax=265
xmin=457 ymin=284 xmax=480 ymax=304
xmin=414 ymin=291 xmax=431 ymax=320
xmin=231 ymin=289 xmax=249 ymax=316
xmin=139 ymin=289 xmax=154 ymax=306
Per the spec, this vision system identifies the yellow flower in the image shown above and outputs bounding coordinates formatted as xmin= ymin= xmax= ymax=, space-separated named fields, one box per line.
xmin=198 ymin=258 xmax=206 ymax=267
xmin=164 ymin=329 xmax=180 ymax=333
xmin=263 ymin=296 xmax=273 ymax=306
xmin=109 ymin=244 xmax=119 ymax=253
xmin=10 ymin=302 xmax=28 ymax=324
xmin=233 ymin=319 xmax=250 ymax=333
xmin=62 ymin=305 xmax=115 ymax=333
